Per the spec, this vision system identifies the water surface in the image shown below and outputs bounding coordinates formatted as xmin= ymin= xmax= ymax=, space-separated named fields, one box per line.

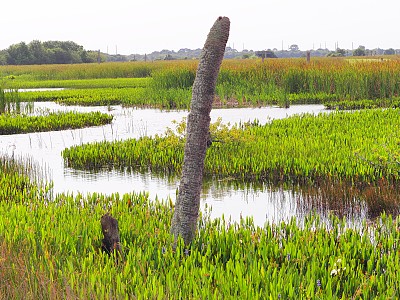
xmin=1 ymin=103 xmax=357 ymax=226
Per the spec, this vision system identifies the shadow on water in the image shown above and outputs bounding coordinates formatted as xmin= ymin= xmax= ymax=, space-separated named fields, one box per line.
xmin=295 ymin=178 xmax=400 ymax=222
xmin=75 ymin=165 xmax=400 ymax=227
xmin=201 ymin=175 xmax=400 ymax=227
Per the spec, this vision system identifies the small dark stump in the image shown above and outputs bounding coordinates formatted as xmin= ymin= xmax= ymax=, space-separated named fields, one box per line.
xmin=101 ymin=213 xmax=122 ymax=258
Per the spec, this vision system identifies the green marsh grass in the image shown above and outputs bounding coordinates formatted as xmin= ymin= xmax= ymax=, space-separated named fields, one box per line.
xmin=1 ymin=189 xmax=400 ymax=298
xmin=0 ymin=87 xmax=35 ymax=115
xmin=0 ymin=111 xmax=113 ymax=135
xmin=324 ymin=97 xmax=400 ymax=110
xmin=0 ymin=62 xmax=156 ymax=81
xmin=146 ymin=58 xmax=400 ymax=108
xmin=5 ymin=58 xmax=400 ymax=109
xmin=62 ymin=109 xmax=400 ymax=217
xmin=63 ymin=109 xmax=400 ymax=184
xmin=17 ymin=87 xmax=148 ymax=107
xmin=0 ymin=155 xmax=52 ymax=203
xmin=4 ymin=77 xmax=151 ymax=90
xmin=0 ymin=87 xmax=21 ymax=114
xmin=2 ymin=143 xmax=400 ymax=298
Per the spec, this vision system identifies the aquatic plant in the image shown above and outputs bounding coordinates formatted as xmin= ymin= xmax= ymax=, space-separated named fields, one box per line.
xmin=18 ymin=87 xmax=148 ymax=107
xmin=0 ymin=188 xmax=399 ymax=298
xmin=324 ymin=97 xmax=400 ymax=110
xmin=63 ymin=109 xmax=400 ymax=184
xmin=4 ymin=77 xmax=151 ymax=89
xmin=0 ymin=87 xmax=21 ymax=114
xmin=0 ymin=155 xmax=52 ymax=203
xmin=0 ymin=111 xmax=113 ymax=134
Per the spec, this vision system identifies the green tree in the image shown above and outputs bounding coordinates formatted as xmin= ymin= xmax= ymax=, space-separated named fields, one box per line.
xmin=3 ymin=40 xmax=92 ymax=65
xmin=7 ymin=42 xmax=32 ymax=65
xmin=28 ymin=40 xmax=48 ymax=64
xmin=52 ymin=48 xmax=73 ymax=64
xmin=0 ymin=51 xmax=8 ymax=65
xmin=384 ymin=48 xmax=395 ymax=55
xmin=255 ymin=50 xmax=277 ymax=61
xmin=336 ymin=48 xmax=346 ymax=56
xmin=327 ymin=48 xmax=346 ymax=57
xmin=85 ymin=50 xmax=105 ymax=63
xmin=353 ymin=45 xmax=366 ymax=56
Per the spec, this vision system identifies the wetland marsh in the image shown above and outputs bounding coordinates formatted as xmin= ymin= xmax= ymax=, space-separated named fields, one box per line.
xmin=1 ymin=102 xmax=332 ymax=226
xmin=1 ymin=58 xmax=400 ymax=298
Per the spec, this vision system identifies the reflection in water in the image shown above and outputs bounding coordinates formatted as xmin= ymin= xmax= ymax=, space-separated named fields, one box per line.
xmin=2 ymin=102 xmax=388 ymax=227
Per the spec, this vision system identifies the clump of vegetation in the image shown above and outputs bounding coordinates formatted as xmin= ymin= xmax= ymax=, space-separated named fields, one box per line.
xmin=0 ymin=111 xmax=113 ymax=135
xmin=0 ymin=61 xmax=157 ymax=81
xmin=17 ymin=87 xmax=148 ymax=107
xmin=324 ymin=97 xmax=400 ymax=110
xmin=4 ymin=58 xmax=400 ymax=109
xmin=0 ymin=87 xmax=20 ymax=114
xmin=63 ymin=109 xmax=400 ymax=184
xmin=0 ymin=155 xmax=52 ymax=203
xmin=146 ymin=58 xmax=400 ymax=108
xmin=0 ymin=160 xmax=399 ymax=298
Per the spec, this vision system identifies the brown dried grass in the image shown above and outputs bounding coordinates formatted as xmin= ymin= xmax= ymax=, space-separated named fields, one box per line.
xmin=0 ymin=240 xmax=76 ymax=300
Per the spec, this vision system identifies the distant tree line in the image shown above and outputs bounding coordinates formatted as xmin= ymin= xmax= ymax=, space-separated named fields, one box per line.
xmin=0 ymin=40 xmax=101 ymax=65
xmin=1 ymin=40 xmax=399 ymax=65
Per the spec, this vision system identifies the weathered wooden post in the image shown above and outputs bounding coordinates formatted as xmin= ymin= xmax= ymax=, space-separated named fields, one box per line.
xmin=171 ymin=17 xmax=230 ymax=246
xmin=101 ymin=213 xmax=122 ymax=259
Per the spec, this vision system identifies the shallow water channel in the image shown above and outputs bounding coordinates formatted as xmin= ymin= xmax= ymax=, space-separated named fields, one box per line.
xmin=0 ymin=103 xmax=368 ymax=227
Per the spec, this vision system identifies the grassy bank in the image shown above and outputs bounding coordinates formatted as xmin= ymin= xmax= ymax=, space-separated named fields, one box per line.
xmin=0 ymin=111 xmax=113 ymax=135
xmin=0 ymin=158 xmax=399 ymax=298
xmin=63 ymin=109 xmax=400 ymax=184
xmin=4 ymin=58 xmax=400 ymax=109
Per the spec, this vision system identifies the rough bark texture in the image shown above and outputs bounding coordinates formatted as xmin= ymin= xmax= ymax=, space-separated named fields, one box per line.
xmin=101 ymin=213 xmax=122 ymax=258
xmin=171 ymin=17 xmax=230 ymax=245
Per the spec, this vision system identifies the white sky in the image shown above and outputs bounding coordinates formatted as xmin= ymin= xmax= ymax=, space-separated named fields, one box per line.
xmin=1 ymin=0 xmax=399 ymax=55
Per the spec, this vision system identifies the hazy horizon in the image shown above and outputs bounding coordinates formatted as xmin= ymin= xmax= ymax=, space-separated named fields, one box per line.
xmin=2 ymin=0 xmax=399 ymax=55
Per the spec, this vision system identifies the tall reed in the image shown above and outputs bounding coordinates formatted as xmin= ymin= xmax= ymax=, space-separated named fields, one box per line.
xmin=0 ymin=87 xmax=23 ymax=114
xmin=5 ymin=58 xmax=400 ymax=109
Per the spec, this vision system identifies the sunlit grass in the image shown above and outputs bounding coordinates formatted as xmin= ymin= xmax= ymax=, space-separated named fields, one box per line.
xmin=0 ymin=166 xmax=399 ymax=298
xmin=63 ymin=109 xmax=400 ymax=184
xmin=4 ymin=58 xmax=400 ymax=109
xmin=0 ymin=111 xmax=113 ymax=134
